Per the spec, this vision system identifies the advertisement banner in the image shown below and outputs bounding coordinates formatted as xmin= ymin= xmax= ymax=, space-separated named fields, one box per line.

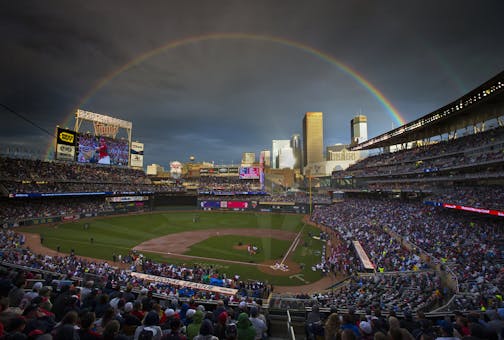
xmin=20 ymin=216 xmax=62 ymax=226
xmin=227 ymin=201 xmax=248 ymax=209
xmin=130 ymin=272 xmax=238 ymax=295
xmin=130 ymin=141 xmax=144 ymax=167
xmin=62 ymin=215 xmax=80 ymax=221
xmin=106 ymin=196 xmax=149 ymax=202
xmin=200 ymin=201 xmax=221 ymax=208
xmin=55 ymin=127 xmax=77 ymax=161
xmin=56 ymin=144 xmax=76 ymax=161
xmin=442 ymin=203 xmax=504 ymax=217
xmin=352 ymin=241 xmax=375 ymax=270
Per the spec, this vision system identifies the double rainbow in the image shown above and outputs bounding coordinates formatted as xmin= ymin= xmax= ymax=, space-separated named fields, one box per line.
xmin=46 ymin=33 xmax=406 ymax=159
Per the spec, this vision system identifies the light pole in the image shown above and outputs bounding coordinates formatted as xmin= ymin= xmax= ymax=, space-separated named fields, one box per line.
xmin=307 ymin=169 xmax=313 ymax=215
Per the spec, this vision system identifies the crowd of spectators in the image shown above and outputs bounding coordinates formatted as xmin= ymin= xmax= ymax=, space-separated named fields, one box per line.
xmin=426 ymin=186 xmax=504 ymax=211
xmin=332 ymin=126 xmax=504 ymax=211
xmin=0 ymin=157 xmax=185 ymax=195
xmin=311 ymin=199 xmax=427 ymax=273
xmin=344 ymin=126 xmax=504 ymax=173
xmin=0 ymin=225 xmax=275 ymax=338
xmin=197 ymin=176 xmax=262 ymax=193
xmin=1 ymin=198 xmax=115 ymax=226
xmin=261 ymin=193 xmax=332 ymax=204
xmin=0 ymin=228 xmax=269 ymax=302
xmin=313 ymin=272 xmax=443 ymax=313
xmin=303 ymin=304 xmax=504 ymax=339
xmin=0 ymin=158 xmax=147 ymax=183
xmin=310 ymin=198 xmax=504 ymax=314
xmin=0 ymin=268 xmax=270 ymax=339
xmin=340 ymin=148 xmax=503 ymax=179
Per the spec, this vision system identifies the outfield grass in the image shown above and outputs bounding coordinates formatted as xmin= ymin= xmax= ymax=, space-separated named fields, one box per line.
xmin=21 ymin=211 xmax=326 ymax=286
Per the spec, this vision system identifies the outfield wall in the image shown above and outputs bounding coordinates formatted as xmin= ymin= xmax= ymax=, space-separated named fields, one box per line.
xmin=197 ymin=199 xmax=310 ymax=214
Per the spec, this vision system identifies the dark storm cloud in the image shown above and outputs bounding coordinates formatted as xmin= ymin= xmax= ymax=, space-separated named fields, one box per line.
xmin=1 ymin=0 xmax=503 ymax=167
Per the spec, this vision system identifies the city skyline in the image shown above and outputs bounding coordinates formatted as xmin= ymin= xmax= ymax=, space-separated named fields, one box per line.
xmin=1 ymin=1 xmax=503 ymax=168
xmin=303 ymin=112 xmax=324 ymax=167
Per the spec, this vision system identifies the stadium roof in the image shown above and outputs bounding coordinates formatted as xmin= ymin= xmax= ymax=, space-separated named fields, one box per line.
xmin=351 ymin=71 xmax=504 ymax=150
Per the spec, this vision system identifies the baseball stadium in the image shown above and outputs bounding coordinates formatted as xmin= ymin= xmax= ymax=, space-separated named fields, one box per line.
xmin=0 ymin=71 xmax=503 ymax=339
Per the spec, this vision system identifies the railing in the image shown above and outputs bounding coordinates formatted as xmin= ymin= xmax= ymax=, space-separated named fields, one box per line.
xmin=287 ymin=309 xmax=296 ymax=340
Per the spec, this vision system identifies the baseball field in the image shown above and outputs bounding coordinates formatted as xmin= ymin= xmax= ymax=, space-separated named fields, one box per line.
xmin=21 ymin=211 xmax=328 ymax=286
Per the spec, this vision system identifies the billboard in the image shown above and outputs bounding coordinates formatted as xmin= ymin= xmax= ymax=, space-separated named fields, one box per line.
xmin=226 ymin=201 xmax=248 ymax=209
xmin=130 ymin=141 xmax=144 ymax=168
xmin=239 ymin=166 xmax=260 ymax=179
xmin=200 ymin=201 xmax=221 ymax=208
xmin=55 ymin=127 xmax=76 ymax=161
xmin=77 ymin=134 xmax=129 ymax=166
xmin=200 ymin=167 xmax=240 ymax=176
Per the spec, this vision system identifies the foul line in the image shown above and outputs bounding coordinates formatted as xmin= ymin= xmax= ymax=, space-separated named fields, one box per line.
xmin=135 ymin=248 xmax=271 ymax=267
xmin=280 ymin=224 xmax=305 ymax=265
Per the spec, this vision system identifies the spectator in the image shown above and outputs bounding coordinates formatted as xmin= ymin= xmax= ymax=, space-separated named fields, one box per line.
xmin=134 ymin=311 xmax=163 ymax=340
xmin=324 ymin=313 xmax=341 ymax=340
xmin=193 ymin=319 xmax=218 ymax=340
xmin=236 ymin=312 xmax=256 ymax=340
xmin=248 ymin=307 xmax=266 ymax=340
xmin=186 ymin=310 xmax=204 ymax=340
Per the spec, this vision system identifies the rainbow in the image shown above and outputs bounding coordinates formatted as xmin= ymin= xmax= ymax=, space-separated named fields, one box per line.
xmin=47 ymin=33 xmax=406 ymax=159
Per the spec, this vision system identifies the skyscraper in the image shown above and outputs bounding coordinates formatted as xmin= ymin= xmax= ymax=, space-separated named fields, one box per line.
xmin=260 ymin=150 xmax=271 ymax=168
xmin=350 ymin=115 xmax=368 ymax=146
xmin=278 ymin=145 xmax=295 ymax=169
xmin=241 ymin=152 xmax=256 ymax=165
xmin=290 ymin=134 xmax=302 ymax=170
xmin=302 ymin=112 xmax=324 ymax=168
xmin=272 ymin=139 xmax=290 ymax=169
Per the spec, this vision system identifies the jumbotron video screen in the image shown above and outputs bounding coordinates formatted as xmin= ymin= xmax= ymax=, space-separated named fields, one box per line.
xmin=76 ymin=134 xmax=129 ymax=166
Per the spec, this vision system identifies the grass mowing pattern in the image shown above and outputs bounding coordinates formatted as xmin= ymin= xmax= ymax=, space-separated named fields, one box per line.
xmin=21 ymin=212 xmax=325 ymax=286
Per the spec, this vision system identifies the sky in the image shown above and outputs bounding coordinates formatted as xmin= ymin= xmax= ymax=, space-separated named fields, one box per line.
xmin=1 ymin=0 xmax=503 ymax=168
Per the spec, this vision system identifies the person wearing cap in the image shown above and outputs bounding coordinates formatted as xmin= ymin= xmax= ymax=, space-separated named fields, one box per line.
xmin=8 ymin=274 xmax=27 ymax=308
xmin=24 ymin=282 xmax=43 ymax=302
xmin=164 ymin=317 xmax=186 ymax=340
xmin=121 ymin=303 xmax=141 ymax=338
xmin=160 ymin=308 xmax=178 ymax=334
xmin=238 ymin=301 xmax=248 ymax=314
xmin=359 ymin=320 xmax=374 ymax=340
xmin=193 ymin=319 xmax=218 ymax=340
xmin=252 ymin=301 xmax=268 ymax=337
xmin=212 ymin=300 xmax=227 ymax=322
xmin=186 ymin=310 xmax=203 ymax=340
xmin=306 ymin=305 xmax=324 ymax=340
xmin=214 ymin=311 xmax=229 ymax=339
xmin=249 ymin=307 xmax=266 ymax=340
xmin=133 ymin=310 xmax=163 ymax=340
xmin=237 ymin=312 xmax=256 ymax=340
